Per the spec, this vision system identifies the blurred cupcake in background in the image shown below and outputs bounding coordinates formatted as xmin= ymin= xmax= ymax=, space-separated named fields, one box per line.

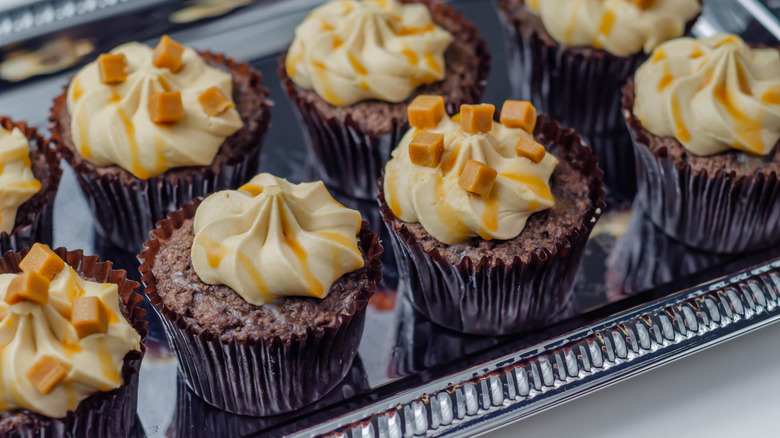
xmin=280 ymin=0 xmax=489 ymax=199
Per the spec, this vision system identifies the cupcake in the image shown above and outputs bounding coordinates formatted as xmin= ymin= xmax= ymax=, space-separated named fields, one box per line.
xmin=280 ymin=0 xmax=490 ymax=199
xmin=0 ymin=244 xmax=146 ymax=437
xmin=495 ymin=0 xmax=701 ymax=195
xmin=0 ymin=117 xmax=61 ymax=253
xmin=379 ymin=97 xmax=604 ymax=335
xmin=139 ymin=173 xmax=382 ymax=416
xmin=50 ymin=35 xmax=272 ymax=252
xmin=623 ymin=34 xmax=780 ymax=254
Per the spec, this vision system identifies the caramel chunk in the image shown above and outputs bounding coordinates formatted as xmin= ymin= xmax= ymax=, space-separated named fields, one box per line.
xmin=199 ymin=86 xmax=234 ymax=117
xmin=500 ymin=100 xmax=537 ymax=133
xmin=97 ymin=54 xmax=128 ymax=84
xmin=6 ymin=272 xmax=49 ymax=305
xmin=20 ymin=243 xmax=65 ymax=281
xmin=27 ymin=355 xmax=71 ymax=394
xmin=460 ymin=104 xmax=495 ymax=134
xmin=149 ymin=91 xmax=185 ymax=124
xmin=409 ymin=131 xmax=444 ymax=167
xmin=458 ymin=160 xmax=497 ymax=197
xmin=515 ymin=136 xmax=546 ymax=163
xmin=153 ymin=35 xmax=185 ymax=72
xmin=72 ymin=296 xmax=110 ymax=339
xmin=408 ymin=95 xmax=446 ymax=129
xmin=626 ymin=0 xmax=655 ymax=9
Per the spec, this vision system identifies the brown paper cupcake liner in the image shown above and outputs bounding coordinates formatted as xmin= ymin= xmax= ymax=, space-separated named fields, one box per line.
xmin=49 ymin=51 xmax=272 ymax=252
xmin=622 ymin=80 xmax=780 ymax=254
xmin=494 ymin=0 xmax=700 ymax=194
xmin=279 ymin=0 xmax=490 ymax=200
xmin=378 ymin=116 xmax=604 ymax=335
xmin=139 ymin=199 xmax=382 ymax=416
xmin=0 ymin=247 xmax=147 ymax=438
xmin=0 ymin=117 xmax=62 ymax=254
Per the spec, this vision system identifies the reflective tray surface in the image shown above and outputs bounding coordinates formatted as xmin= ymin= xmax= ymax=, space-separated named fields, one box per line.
xmin=0 ymin=1 xmax=779 ymax=437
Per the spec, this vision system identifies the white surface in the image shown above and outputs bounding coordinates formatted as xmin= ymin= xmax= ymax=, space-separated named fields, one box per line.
xmin=484 ymin=321 xmax=780 ymax=438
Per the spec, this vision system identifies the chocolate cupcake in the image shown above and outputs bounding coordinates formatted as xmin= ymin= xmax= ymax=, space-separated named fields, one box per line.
xmin=495 ymin=0 xmax=701 ymax=195
xmin=0 ymin=117 xmax=61 ymax=253
xmin=280 ymin=0 xmax=489 ymax=200
xmin=379 ymin=98 xmax=604 ymax=335
xmin=0 ymin=244 xmax=146 ymax=437
xmin=623 ymin=34 xmax=780 ymax=254
xmin=50 ymin=35 xmax=272 ymax=252
xmin=139 ymin=173 xmax=382 ymax=416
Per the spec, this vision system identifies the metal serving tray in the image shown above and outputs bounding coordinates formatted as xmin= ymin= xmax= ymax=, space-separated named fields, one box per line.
xmin=0 ymin=1 xmax=779 ymax=437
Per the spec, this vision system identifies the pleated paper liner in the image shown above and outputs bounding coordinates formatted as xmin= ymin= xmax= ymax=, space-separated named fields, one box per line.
xmin=139 ymin=199 xmax=383 ymax=416
xmin=494 ymin=0 xmax=701 ymax=196
xmin=49 ymin=51 xmax=272 ymax=253
xmin=622 ymin=79 xmax=780 ymax=254
xmin=378 ymin=116 xmax=605 ymax=335
xmin=279 ymin=0 xmax=490 ymax=200
xmin=605 ymin=209 xmax=732 ymax=297
xmin=0 ymin=247 xmax=147 ymax=438
xmin=0 ymin=117 xmax=62 ymax=254
xmin=167 ymin=359 xmax=369 ymax=438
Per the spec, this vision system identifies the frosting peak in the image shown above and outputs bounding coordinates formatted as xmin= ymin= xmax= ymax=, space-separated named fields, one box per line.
xmin=0 ymin=126 xmax=41 ymax=234
xmin=634 ymin=34 xmax=780 ymax=156
xmin=191 ymin=173 xmax=365 ymax=305
xmin=66 ymin=41 xmax=243 ymax=179
xmin=286 ymin=0 xmax=453 ymax=106
xmin=384 ymin=100 xmax=558 ymax=245
xmin=527 ymin=0 xmax=700 ymax=57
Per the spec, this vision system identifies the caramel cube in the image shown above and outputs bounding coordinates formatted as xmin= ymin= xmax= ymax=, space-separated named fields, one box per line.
xmin=20 ymin=243 xmax=65 ymax=281
xmin=458 ymin=160 xmax=497 ymax=197
xmin=149 ymin=91 xmax=185 ymax=124
xmin=626 ymin=0 xmax=655 ymax=9
xmin=408 ymin=95 xmax=446 ymax=129
xmin=6 ymin=272 xmax=49 ymax=305
xmin=199 ymin=86 xmax=234 ymax=117
xmin=460 ymin=104 xmax=495 ymax=134
xmin=97 ymin=54 xmax=128 ymax=84
xmin=515 ymin=136 xmax=546 ymax=163
xmin=153 ymin=35 xmax=185 ymax=72
xmin=26 ymin=355 xmax=71 ymax=394
xmin=500 ymin=100 xmax=537 ymax=133
xmin=409 ymin=131 xmax=444 ymax=167
xmin=72 ymin=296 xmax=110 ymax=339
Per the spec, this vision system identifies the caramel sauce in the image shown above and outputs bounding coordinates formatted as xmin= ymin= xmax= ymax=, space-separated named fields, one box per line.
xmin=318 ymin=231 xmax=356 ymax=249
xmin=598 ymin=10 xmax=616 ymax=36
xmin=154 ymin=136 xmax=167 ymax=172
xmin=236 ymin=251 xmax=273 ymax=302
xmin=714 ymin=36 xmax=738 ymax=48
xmin=690 ymin=46 xmax=704 ymax=58
xmin=433 ymin=176 xmax=468 ymax=237
xmin=440 ymin=143 xmax=461 ymax=175
xmin=424 ymin=53 xmax=441 ymax=75
xmin=72 ymin=79 xmax=84 ymax=101
xmin=286 ymin=52 xmax=303 ymax=77
xmin=96 ymin=337 xmax=120 ymax=386
xmin=387 ymin=171 xmax=402 ymax=216
xmin=239 ymin=183 xmax=263 ymax=196
xmin=0 ymin=147 xmax=33 ymax=175
xmin=398 ymin=24 xmax=434 ymax=36
xmin=116 ymin=101 xmax=150 ymax=178
xmin=500 ymin=173 xmax=553 ymax=202
xmin=658 ymin=64 xmax=673 ymax=92
xmin=671 ymin=94 xmax=691 ymax=143
xmin=348 ymin=52 xmax=367 ymax=75
xmin=651 ymin=48 xmax=667 ymax=64
xmin=197 ymin=234 xmax=228 ymax=268
xmin=402 ymin=49 xmax=418 ymax=66
xmin=61 ymin=336 xmax=82 ymax=358
xmin=311 ymin=59 xmax=342 ymax=105
xmin=564 ymin=0 xmax=583 ymax=43
xmin=7 ymin=180 xmax=41 ymax=191
xmin=333 ymin=36 xmax=343 ymax=49
xmin=761 ymin=91 xmax=780 ymax=105
xmin=283 ymin=230 xmax=324 ymax=297
xmin=64 ymin=380 xmax=78 ymax=411
xmin=322 ymin=21 xmax=334 ymax=32
xmin=341 ymin=0 xmax=353 ymax=15
xmin=481 ymin=194 xmax=499 ymax=233
xmin=714 ymin=81 xmax=764 ymax=153
xmin=77 ymin=108 xmax=92 ymax=159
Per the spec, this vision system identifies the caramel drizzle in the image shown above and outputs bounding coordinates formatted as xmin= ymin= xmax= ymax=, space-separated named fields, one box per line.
xmin=236 ymin=251 xmax=274 ymax=303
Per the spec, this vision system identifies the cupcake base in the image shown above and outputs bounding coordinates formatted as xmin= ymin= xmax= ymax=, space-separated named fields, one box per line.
xmin=50 ymin=51 xmax=272 ymax=253
xmin=379 ymin=117 xmax=604 ymax=335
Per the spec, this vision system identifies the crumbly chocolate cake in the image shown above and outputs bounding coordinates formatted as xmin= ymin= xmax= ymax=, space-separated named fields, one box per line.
xmin=282 ymin=0 xmax=488 ymax=135
xmin=623 ymin=81 xmax=780 ymax=178
xmin=52 ymin=52 xmax=271 ymax=184
xmin=387 ymin=142 xmax=594 ymax=266
xmin=151 ymin=220 xmax=378 ymax=342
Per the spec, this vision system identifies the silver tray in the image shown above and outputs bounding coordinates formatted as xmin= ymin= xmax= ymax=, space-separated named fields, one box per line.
xmin=0 ymin=1 xmax=779 ymax=437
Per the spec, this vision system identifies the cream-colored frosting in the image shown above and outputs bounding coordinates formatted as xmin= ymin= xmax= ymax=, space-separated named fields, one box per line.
xmin=634 ymin=34 xmax=780 ymax=156
xmin=383 ymin=114 xmax=558 ymax=245
xmin=285 ymin=0 xmax=453 ymax=106
xmin=526 ymin=0 xmax=700 ymax=57
xmin=0 ymin=126 xmax=41 ymax=234
xmin=191 ymin=173 xmax=365 ymax=305
xmin=66 ymin=42 xmax=243 ymax=179
xmin=0 ymin=263 xmax=141 ymax=418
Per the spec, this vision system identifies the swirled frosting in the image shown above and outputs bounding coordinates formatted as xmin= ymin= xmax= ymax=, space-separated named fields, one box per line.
xmin=383 ymin=110 xmax=558 ymax=245
xmin=285 ymin=0 xmax=453 ymax=106
xmin=0 ymin=126 xmax=41 ymax=234
xmin=634 ymin=34 xmax=780 ymax=156
xmin=0 ymin=254 xmax=141 ymax=418
xmin=66 ymin=42 xmax=243 ymax=179
xmin=191 ymin=173 xmax=365 ymax=305
xmin=526 ymin=0 xmax=700 ymax=57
